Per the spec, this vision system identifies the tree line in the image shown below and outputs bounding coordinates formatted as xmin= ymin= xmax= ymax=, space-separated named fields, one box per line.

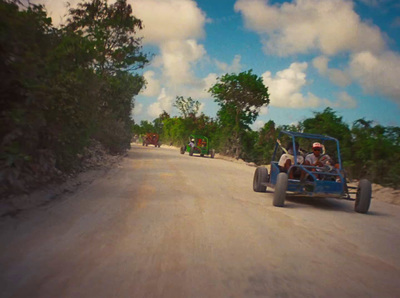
xmin=134 ymin=81 xmax=400 ymax=188
xmin=1 ymin=0 xmax=399 ymax=197
xmin=1 ymin=0 xmax=148 ymax=195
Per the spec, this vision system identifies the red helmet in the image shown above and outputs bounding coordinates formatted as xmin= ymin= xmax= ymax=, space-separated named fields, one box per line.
xmin=312 ymin=142 xmax=322 ymax=148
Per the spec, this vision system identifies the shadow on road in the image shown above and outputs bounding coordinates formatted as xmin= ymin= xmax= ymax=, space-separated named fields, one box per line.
xmin=285 ymin=196 xmax=351 ymax=211
xmin=126 ymin=146 xmax=177 ymax=160
xmin=184 ymin=155 xmax=214 ymax=159
xmin=283 ymin=196 xmax=389 ymax=216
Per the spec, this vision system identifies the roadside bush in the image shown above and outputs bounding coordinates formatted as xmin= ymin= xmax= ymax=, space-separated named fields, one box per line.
xmin=0 ymin=0 xmax=148 ymax=195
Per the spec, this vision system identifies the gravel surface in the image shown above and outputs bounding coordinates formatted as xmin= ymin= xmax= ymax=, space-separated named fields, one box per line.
xmin=1 ymin=144 xmax=399 ymax=297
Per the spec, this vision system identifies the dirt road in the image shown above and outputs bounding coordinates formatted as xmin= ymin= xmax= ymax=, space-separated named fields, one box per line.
xmin=1 ymin=144 xmax=400 ymax=297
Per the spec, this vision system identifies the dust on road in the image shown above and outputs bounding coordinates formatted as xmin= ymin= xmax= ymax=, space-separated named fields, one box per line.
xmin=1 ymin=144 xmax=400 ymax=297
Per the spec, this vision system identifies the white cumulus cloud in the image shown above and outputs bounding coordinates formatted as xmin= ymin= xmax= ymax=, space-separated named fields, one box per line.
xmin=215 ymin=55 xmax=243 ymax=73
xmin=333 ymin=92 xmax=357 ymax=108
xmin=262 ymin=62 xmax=327 ymax=108
xmin=349 ymin=51 xmax=400 ymax=103
xmin=132 ymin=103 xmax=143 ymax=116
xmin=313 ymin=56 xmax=329 ymax=74
xmin=26 ymin=0 xmax=230 ymax=110
xmin=262 ymin=62 xmax=356 ymax=109
xmin=147 ymin=88 xmax=174 ymax=118
xmin=259 ymin=105 xmax=269 ymax=115
xmin=24 ymin=0 xmax=79 ymax=26
xmin=252 ymin=120 xmax=265 ymax=131
xmin=132 ymin=0 xmax=207 ymax=45
xmin=312 ymin=56 xmax=351 ymax=87
xmin=184 ymin=72 xmax=218 ymax=99
xmin=160 ymin=39 xmax=206 ymax=86
xmin=132 ymin=0 xmax=212 ymax=97
xmin=141 ymin=71 xmax=161 ymax=96
xmin=234 ymin=0 xmax=385 ymax=56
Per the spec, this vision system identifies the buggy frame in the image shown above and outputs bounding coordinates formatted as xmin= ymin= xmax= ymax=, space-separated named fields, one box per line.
xmin=253 ymin=131 xmax=372 ymax=213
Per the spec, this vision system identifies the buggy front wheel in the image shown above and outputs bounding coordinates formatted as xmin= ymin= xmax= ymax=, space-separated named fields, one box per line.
xmin=180 ymin=146 xmax=185 ymax=154
xmin=273 ymin=173 xmax=288 ymax=207
xmin=355 ymin=179 xmax=371 ymax=213
xmin=253 ymin=167 xmax=268 ymax=192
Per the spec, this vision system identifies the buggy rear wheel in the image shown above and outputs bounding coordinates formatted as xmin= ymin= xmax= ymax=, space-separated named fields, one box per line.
xmin=210 ymin=149 xmax=215 ymax=158
xmin=273 ymin=173 xmax=288 ymax=207
xmin=355 ymin=179 xmax=371 ymax=213
xmin=253 ymin=167 xmax=268 ymax=192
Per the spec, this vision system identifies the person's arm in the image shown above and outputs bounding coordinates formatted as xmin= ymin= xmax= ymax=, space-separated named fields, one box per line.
xmin=278 ymin=154 xmax=287 ymax=167
xmin=319 ymin=154 xmax=332 ymax=164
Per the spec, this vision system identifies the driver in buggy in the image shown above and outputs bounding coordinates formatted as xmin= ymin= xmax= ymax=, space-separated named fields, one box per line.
xmin=304 ymin=142 xmax=337 ymax=180
xmin=304 ymin=142 xmax=331 ymax=167
xmin=200 ymin=139 xmax=207 ymax=148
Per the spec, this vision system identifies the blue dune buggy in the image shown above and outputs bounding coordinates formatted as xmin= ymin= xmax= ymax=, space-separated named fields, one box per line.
xmin=253 ymin=131 xmax=372 ymax=213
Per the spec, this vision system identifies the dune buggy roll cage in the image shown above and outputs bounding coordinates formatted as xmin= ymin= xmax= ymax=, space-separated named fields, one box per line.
xmin=270 ymin=131 xmax=345 ymax=197
xmin=273 ymin=131 xmax=342 ymax=168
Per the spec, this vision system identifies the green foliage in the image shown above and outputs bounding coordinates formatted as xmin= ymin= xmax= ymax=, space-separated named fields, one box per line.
xmin=131 ymin=120 xmax=156 ymax=137
xmin=131 ymin=107 xmax=218 ymax=148
xmin=133 ymin=104 xmax=400 ymax=188
xmin=3 ymin=0 xmax=398 ymax=193
xmin=209 ymin=70 xmax=270 ymax=129
xmin=350 ymin=120 xmax=400 ymax=187
xmin=174 ymin=96 xmax=200 ymax=118
xmin=302 ymin=107 xmax=352 ymax=144
xmin=0 ymin=0 xmax=148 ymax=194
xmin=66 ymin=0 xmax=148 ymax=74
xmin=160 ymin=113 xmax=217 ymax=147
xmin=209 ymin=70 xmax=270 ymax=158
xmin=301 ymin=108 xmax=352 ymax=167
xmin=269 ymin=109 xmax=400 ymax=188
xmin=251 ymin=120 xmax=278 ymax=164
xmin=92 ymin=71 xmax=144 ymax=153
xmin=162 ymin=117 xmax=187 ymax=145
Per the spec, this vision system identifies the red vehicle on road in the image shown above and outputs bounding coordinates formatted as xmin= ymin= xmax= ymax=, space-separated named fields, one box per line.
xmin=142 ymin=133 xmax=161 ymax=147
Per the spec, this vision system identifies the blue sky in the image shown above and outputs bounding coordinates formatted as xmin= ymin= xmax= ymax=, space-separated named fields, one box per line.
xmin=34 ymin=0 xmax=400 ymax=129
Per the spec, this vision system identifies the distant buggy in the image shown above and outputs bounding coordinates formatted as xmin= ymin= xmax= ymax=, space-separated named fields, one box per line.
xmin=253 ymin=131 xmax=372 ymax=213
xmin=180 ymin=135 xmax=215 ymax=158
xmin=142 ymin=133 xmax=161 ymax=147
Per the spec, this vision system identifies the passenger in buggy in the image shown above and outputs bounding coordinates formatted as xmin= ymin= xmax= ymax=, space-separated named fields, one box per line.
xmin=278 ymin=141 xmax=304 ymax=179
